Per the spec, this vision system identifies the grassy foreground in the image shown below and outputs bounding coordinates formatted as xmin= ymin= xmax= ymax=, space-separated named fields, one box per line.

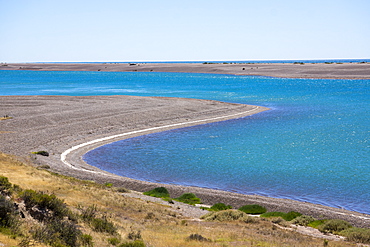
xmin=0 ymin=152 xmax=360 ymax=247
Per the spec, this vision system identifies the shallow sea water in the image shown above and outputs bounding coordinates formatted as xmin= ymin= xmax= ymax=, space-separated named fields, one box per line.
xmin=1 ymin=70 xmax=369 ymax=214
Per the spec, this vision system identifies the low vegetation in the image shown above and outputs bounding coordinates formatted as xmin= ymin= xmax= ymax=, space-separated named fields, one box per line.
xmin=143 ymin=187 xmax=201 ymax=205
xmin=0 ymin=195 xmax=18 ymax=230
xmin=104 ymin=182 xmax=113 ymax=188
xmin=31 ymin=151 xmax=50 ymax=157
xmin=290 ymin=215 xmax=317 ymax=226
xmin=340 ymin=227 xmax=370 ymax=244
xmin=261 ymin=211 xmax=302 ymax=221
xmin=0 ymin=152 xmax=368 ymax=246
xmin=186 ymin=233 xmax=210 ymax=242
xmin=0 ymin=175 xmax=14 ymax=195
xmin=238 ymin=204 xmax=267 ymax=214
xmin=308 ymin=219 xmax=328 ymax=228
xmin=143 ymin=187 xmax=170 ymax=198
xmin=1 ymin=181 xmax=83 ymax=247
xmin=208 ymin=202 xmax=232 ymax=211
xmin=201 ymin=209 xmax=258 ymax=223
xmin=317 ymin=219 xmax=352 ymax=234
xmin=0 ymin=115 xmax=12 ymax=121
xmin=305 ymin=218 xmax=370 ymax=244
xmin=174 ymin=193 xmax=201 ymax=205
xmin=118 ymin=240 xmax=146 ymax=247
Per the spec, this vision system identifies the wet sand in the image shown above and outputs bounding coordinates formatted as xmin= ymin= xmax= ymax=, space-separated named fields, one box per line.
xmin=1 ymin=62 xmax=370 ymax=79
xmin=1 ymin=95 xmax=369 ymax=227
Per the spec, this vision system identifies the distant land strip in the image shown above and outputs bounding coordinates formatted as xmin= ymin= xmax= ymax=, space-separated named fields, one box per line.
xmin=1 ymin=62 xmax=370 ymax=79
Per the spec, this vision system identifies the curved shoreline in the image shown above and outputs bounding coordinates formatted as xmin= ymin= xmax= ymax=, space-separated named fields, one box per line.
xmin=61 ymin=106 xmax=262 ymax=171
xmin=1 ymin=95 xmax=370 ymax=227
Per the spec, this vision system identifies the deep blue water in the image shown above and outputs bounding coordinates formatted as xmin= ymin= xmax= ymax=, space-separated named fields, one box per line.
xmin=1 ymin=70 xmax=369 ymax=214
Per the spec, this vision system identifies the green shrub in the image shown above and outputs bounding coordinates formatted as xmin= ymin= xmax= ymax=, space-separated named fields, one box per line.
xmin=186 ymin=233 xmax=210 ymax=242
xmin=0 ymin=176 xmax=13 ymax=195
xmin=37 ymin=164 xmax=51 ymax=169
xmin=209 ymin=203 xmax=232 ymax=211
xmin=33 ymin=219 xmax=82 ymax=247
xmin=201 ymin=209 xmax=257 ymax=222
xmin=339 ymin=227 xmax=370 ymax=244
xmin=91 ymin=216 xmax=117 ymax=235
xmin=260 ymin=211 xmax=301 ymax=221
xmin=128 ymin=230 xmax=142 ymax=241
xmin=32 ymin=151 xmax=49 ymax=156
xmin=290 ymin=215 xmax=316 ymax=226
xmin=317 ymin=219 xmax=352 ymax=234
xmin=143 ymin=187 xmax=170 ymax=198
xmin=12 ymin=184 xmax=21 ymax=193
xmin=81 ymin=205 xmax=98 ymax=221
xmin=54 ymin=220 xmax=81 ymax=247
xmin=238 ymin=204 xmax=267 ymax=215
xmin=115 ymin=187 xmax=130 ymax=193
xmin=0 ymin=195 xmax=18 ymax=229
xmin=81 ymin=234 xmax=94 ymax=247
xmin=260 ymin=212 xmax=286 ymax=218
xmin=283 ymin=211 xmax=302 ymax=221
xmin=308 ymin=219 xmax=327 ymax=228
xmin=80 ymin=205 xmax=117 ymax=235
xmin=269 ymin=217 xmax=287 ymax=225
xmin=104 ymin=182 xmax=113 ymax=188
xmin=108 ymin=237 xmax=121 ymax=246
xmin=174 ymin=193 xmax=201 ymax=205
xmin=20 ymin=189 xmax=69 ymax=220
xmin=118 ymin=240 xmax=145 ymax=247
xmin=145 ymin=212 xmax=155 ymax=220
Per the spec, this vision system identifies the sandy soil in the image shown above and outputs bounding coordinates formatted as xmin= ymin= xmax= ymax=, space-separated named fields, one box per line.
xmin=1 ymin=62 xmax=370 ymax=79
xmin=1 ymin=95 xmax=369 ymax=228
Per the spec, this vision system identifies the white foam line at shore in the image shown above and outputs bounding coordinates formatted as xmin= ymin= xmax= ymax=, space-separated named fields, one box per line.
xmin=60 ymin=106 xmax=261 ymax=172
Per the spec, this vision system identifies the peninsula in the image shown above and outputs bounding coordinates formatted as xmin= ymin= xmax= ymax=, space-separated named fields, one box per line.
xmin=1 ymin=61 xmax=370 ymax=79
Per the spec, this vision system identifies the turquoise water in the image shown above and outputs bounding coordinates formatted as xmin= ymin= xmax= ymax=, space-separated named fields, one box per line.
xmin=1 ymin=70 xmax=369 ymax=214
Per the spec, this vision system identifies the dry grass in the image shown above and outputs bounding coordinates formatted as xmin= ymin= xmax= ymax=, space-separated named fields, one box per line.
xmin=0 ymin=234 xmax=19 ymax=247
xmin=0 ymin=152 xmax=359 ymax=247
xmin=142 ymin=220 xmax=356 ymax=247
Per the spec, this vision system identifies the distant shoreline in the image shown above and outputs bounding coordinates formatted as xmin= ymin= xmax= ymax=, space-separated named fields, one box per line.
xmin=1 ymin=62 xmax=370 ymax=79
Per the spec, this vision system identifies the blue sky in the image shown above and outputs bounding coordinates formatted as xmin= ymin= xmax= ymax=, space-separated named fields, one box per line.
xmin=1 ymin=0 xmax=369 ymax=62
